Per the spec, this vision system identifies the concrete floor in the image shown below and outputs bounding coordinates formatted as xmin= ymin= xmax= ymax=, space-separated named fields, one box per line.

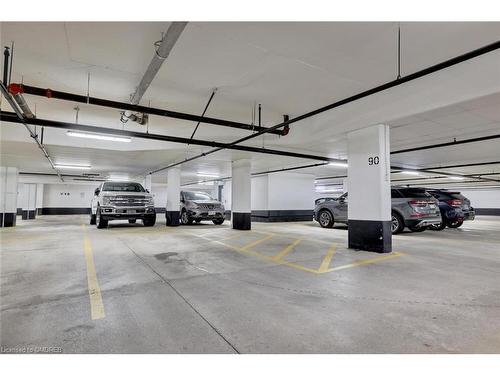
xmin=1 ymin=215 xmax=499 ymax=353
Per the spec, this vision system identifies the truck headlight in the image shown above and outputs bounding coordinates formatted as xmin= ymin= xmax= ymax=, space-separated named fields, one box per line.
xmin=146 ymin=197 xmax=154 ymax=205
xmin=102 ymin=196 xmax=111 ymax=205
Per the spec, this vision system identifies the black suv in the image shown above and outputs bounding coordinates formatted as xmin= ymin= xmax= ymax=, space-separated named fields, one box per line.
xmin=426 ymin=189 xmax=475 ymax=230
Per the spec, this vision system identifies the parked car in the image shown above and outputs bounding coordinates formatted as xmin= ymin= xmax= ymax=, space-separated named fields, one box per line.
xmin=91 ymin=181 xmax=156 ymax=229
xmin=314 ymin=187 xmax=442 ymax=234
xmin=180 ymin=190 xmax=225 ymax=225
xmin=426 ymin=189 xmax=475 ymax=230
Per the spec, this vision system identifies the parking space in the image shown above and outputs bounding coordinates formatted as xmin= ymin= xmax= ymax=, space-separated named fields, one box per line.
xmin=1 ymin=214 xmax=499 ymax=353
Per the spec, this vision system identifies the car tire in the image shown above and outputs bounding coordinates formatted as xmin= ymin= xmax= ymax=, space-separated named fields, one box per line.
xmin=391 ymin=211 xmax=404 ymax=234
xmin=90 ymin=213 xmax=96 ymax=225
xmin=318 ymin=209 xmax=334 ymax=228
xmin=447 ymin=221 xmax=463 ymax=228
xmin=195 ymin=218 xmax=202 ymax=223
xmin=128 ymin=219 xmax=136 ymax=224
xmin=180 ymin=210 xmax=193 ymax=225
xmin=213 ymin=218 xmax=224 ymax=225
xmin=96 ymin=207 xmax=108 ymax=229
xmin=143 ymin=216 xmax=156 ymax=227
xmin=409 ymin=226 xmax=426 ymax=232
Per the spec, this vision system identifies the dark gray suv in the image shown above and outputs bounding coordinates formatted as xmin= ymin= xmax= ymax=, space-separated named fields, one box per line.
xmin=314 ymin=187 xmax=442 ymax=234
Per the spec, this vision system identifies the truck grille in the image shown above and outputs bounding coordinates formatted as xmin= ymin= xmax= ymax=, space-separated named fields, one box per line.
xmin=110 ymin=195 xmax=148 ymax=207
xmin=197 ymin=203 xmax=220 ymax=210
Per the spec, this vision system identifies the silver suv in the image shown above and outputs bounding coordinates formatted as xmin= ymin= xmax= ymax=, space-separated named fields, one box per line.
xmin=180 ymin=190 xmax=225 ymax=225
xmin=91 ymin=181 xmax=156 ymax=229
xmin=314 ymin=187 xmax=441 ymax=234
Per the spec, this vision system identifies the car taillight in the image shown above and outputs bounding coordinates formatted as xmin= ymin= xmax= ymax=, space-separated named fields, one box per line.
xmin=408 ymin=200 xmax=428 ymax=208
xmin=447 ymin=199 xmax=462 ymax=207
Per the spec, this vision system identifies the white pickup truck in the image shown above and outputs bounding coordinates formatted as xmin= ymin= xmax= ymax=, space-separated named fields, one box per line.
xmin=90 ymin=181 xmax=156 ymax=229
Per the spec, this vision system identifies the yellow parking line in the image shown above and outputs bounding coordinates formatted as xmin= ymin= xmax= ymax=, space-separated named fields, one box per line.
xmin=272 ymin=238 xmax=302 ymax=261
xmin=81 ymin=224 xmax=105 ymax=320
xmin=317 ymin=243 xmax=337 ymax=273
xmin=240 ymin=233 xmax=275 ymax=251
xmin=320 ymin=251 xmax=404 ymax=273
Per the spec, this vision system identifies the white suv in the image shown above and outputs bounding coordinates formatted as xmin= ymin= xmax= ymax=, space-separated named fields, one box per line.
xmin=90 ymin=181 xmax=156 ymax=229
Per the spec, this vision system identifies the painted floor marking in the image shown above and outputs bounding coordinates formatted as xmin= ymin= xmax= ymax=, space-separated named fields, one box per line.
xmin=320 ymin=251 xmax=404 ymax=273
xmin=81 ymin=224 xmax=105 ymax=320
xmin=318 ymin=243 xmax=337 ymax=273
xmin=272 ymin=238 xmax=302 ymax=261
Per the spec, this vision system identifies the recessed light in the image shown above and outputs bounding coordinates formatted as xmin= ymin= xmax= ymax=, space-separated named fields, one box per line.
xmin=54 ymin=164 xmax=91 ymax=170
xmin=449 ymin=176 xmax=465 ymax=180
xmin=67 ymin=131 xmax=131 ymax=143
xmin=328 ymin=162 xmax=348 ymax=168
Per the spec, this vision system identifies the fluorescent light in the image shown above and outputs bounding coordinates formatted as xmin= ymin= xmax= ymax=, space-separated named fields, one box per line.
xmin=449 ymin=176 xmax=465 ymax=180
xmin=54 ymin=164 xmax=91 ymax=170
xmin=401 ymin=170 xmax=420 ymax=175
xmin=67 ymin=131 xmax=131 ymax=143
xmin=328 ymin=162 xmax=348 ymax=168
xmin=197 ymin=172 xmax=219 ymax=178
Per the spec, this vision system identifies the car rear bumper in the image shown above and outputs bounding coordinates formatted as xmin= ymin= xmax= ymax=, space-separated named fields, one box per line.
xmin=405 ymin=216 xmax=442 ymax=228
xmin=463 ymin=210 xmax=475 ymax=221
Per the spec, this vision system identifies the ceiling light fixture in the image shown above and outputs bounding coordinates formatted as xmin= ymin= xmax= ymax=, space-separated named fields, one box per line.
xmin=67 ymin=131 xmax=131 ymax=143
xmin=196 ymin=172 xmax=219 ymax=178
xmin=328 ymin=162 xmax=348 ymax=168
xmin=449 ymin=176 xmax=465 ymax=180
xmin=401 ymin=170 xmax=420 ymax=175
xmin=54 ymin=164 xmax=91 ymax=170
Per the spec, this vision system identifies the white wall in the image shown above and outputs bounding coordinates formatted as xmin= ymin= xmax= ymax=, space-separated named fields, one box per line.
xmin=150 ymin=183 xmax=167 ymax=208
xmin=251 ymin=175 xmax=268 ymax=210
xmin=268 ymin=173 xmax=315 ymax=210
xmin=43 ymin=184 xmax=96 ymax=208
xmin=461 ymin=188 xmax=500 ymax=209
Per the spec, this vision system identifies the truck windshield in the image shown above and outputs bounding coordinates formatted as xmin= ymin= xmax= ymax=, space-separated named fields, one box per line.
xmin=102 ymin=182 xmax=145 ymax=192
xmin=184 ymin=191 xmax=213 ymax=200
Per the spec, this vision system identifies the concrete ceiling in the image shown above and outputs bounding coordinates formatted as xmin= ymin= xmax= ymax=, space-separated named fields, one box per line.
xmin=1 ymin=21 xmax=499 ymax=188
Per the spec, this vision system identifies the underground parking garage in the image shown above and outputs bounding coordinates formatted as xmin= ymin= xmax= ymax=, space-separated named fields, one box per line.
xmin=1 ymin=17 xmax=500 ymax=362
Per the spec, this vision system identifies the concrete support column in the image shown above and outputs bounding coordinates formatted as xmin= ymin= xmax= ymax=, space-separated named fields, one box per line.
xmin=347 ymin=124 xmax=392 ymax=253
xmin=166 ymin=167 xmax=180 ymax=226
xmin=22 ymin=183 xmax=37 ymax=220
xmin=0 ymin=167 xmax=19 ymax=227
xmin=231 ymin=159 xmax=251 ymax=230
xmin=142 ymin=174 xmax=152 ymax=192
xmin=36 ymin=183 xmax=44 ymax=216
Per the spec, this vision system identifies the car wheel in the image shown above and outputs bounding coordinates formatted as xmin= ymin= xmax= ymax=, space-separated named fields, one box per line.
xmin=143 ymin=216 xmax=156 ymax=227
xmin=213 ymin=218 xmax=224 ymax=225
xmin=96 ymin=207 xmax=108 ymax=229
xmin=318 ymin=209 xmax=334 ymax=228
xmin=409 ymin=226 xmax=426 ymax=232
xmin=447 ymin=221 xmax=463 ymax=228
xmin=180 ymin=210 xmax=193 ymax=225
xmin=90 ymin=213 xmax=96 ymax=225
xmin=391 ymin=212 xmax=404 ymax=234
xmin=128 ymin=219 xmax=136 ymax=224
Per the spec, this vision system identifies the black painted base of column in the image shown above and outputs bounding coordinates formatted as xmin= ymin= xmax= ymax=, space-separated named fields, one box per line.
xmin=36 ymin=208 xmax=43 ymax=215
xmin=232 ymin=212 xmax=251 ymax=230
xmin=166 ymin=210 xmax=180 ymax=226
xmin=22 ymin=210 xmax=36 ymax=220
xmin=348 ymin=219 xmax=392 ymax=253
xmin=1 ymin=212 xmax=17 ymax=227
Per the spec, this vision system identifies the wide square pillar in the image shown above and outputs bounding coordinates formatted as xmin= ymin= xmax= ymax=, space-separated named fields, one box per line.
xmin=166 ymin=167 xmax=180 ymax=226
xmin=347 ymin=124 xmax=392 ymax=253
xmin=0 ymin=167 xmax=19 ymax=227
xmin=21 ymin=184 xmax=37 ymax=220
xmin=231 ymin=159 xmax=251 ymax=230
